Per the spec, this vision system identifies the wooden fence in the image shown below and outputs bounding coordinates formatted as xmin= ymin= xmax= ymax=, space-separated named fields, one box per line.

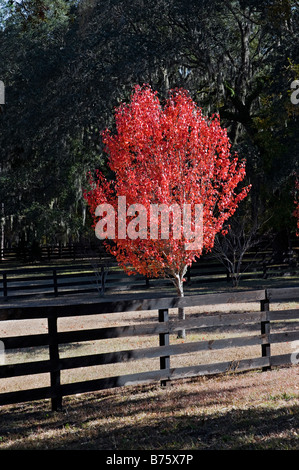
xmin=0 ymin=243 xmax=106 ymax=262
xmin=0 ymin=264 xmax=149 ymax=300
xmin=0 ymin=287 xmax=298 ymax=411
xmin=1 ymin=248 xmax=299 ymax=300
xmin=1 ymin=241 xmax=298 ymax=266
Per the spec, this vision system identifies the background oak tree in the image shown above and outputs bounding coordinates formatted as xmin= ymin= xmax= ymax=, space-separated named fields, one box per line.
xmin=0 ymin=0 xmax=297 ymax=261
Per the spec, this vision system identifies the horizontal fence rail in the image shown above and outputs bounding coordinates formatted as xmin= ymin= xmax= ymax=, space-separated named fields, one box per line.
xmin=0 ymin=264 xmax=153 ymax=300
xmin=0 ymin=243 xmax=108 ymax=262
xmin=1 ymin=244 xmax=298 ymax=300
xmin=0 ymin=287 xmax=298 ymax=410
xmin=0 ymin=242 xmax=298 ymax=266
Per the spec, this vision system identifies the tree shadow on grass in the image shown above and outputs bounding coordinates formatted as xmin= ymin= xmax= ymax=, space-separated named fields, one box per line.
xmin=0 ymin=380 xmax=298 ymax=450
xmin=98 ymin=405 xmax=299 ymax=451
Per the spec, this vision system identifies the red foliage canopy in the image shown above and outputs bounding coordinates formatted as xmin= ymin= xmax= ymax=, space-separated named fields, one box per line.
xmin=84 ymin=85 xmax=251 ymax=294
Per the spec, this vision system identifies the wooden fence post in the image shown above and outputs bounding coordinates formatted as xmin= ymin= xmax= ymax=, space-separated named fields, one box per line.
xmin=158 ymin=308 xmax=170 ymax=387
xmin=186 ymin=266 xmax=191 ymax=284
xmin=2 ymin=272 xmax=7 ymax=299
xmin=48 ymin=315 xmax=62 ymax=411
xmin=262 ymin=260 xmax=268 ymax=279
xmin=260 ymin=290 xmax=271 ymax=372
xmin=53 ymin=269 xmax=58 ymax=297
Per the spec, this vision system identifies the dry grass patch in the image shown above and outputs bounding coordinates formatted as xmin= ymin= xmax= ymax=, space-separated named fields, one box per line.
xmin=0 ymin=300 xmax=298 ymax=392
xmin=0 ymin=297 xmax=298 ymax=450
xmin=0 ymin=366 xmax=298 ymax=450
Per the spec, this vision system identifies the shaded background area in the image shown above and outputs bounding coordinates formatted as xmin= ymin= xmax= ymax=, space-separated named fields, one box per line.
xmin=0 ymin=0 xmax=298 ymax=259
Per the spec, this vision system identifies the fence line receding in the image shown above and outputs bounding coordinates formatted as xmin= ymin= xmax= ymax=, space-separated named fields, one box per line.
xmin=0 ymin=287 xmax=298 ymax=410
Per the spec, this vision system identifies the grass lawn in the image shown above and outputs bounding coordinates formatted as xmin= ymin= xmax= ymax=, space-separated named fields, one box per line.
xmin=0 ymin=366 xmax=298 ymax=450
xmin=0 ymin=262 xmax=298 ymax=450
xmin=0 ymin=296 xmax=298 ymax=450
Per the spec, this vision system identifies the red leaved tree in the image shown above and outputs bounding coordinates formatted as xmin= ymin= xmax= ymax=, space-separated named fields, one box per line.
xmin=84 ymin=84 xmax=250 ymax=308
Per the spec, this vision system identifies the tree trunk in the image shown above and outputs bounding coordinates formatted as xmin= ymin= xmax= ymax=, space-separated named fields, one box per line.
xmin=174 ymin=274 xmax=186 ymax=339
